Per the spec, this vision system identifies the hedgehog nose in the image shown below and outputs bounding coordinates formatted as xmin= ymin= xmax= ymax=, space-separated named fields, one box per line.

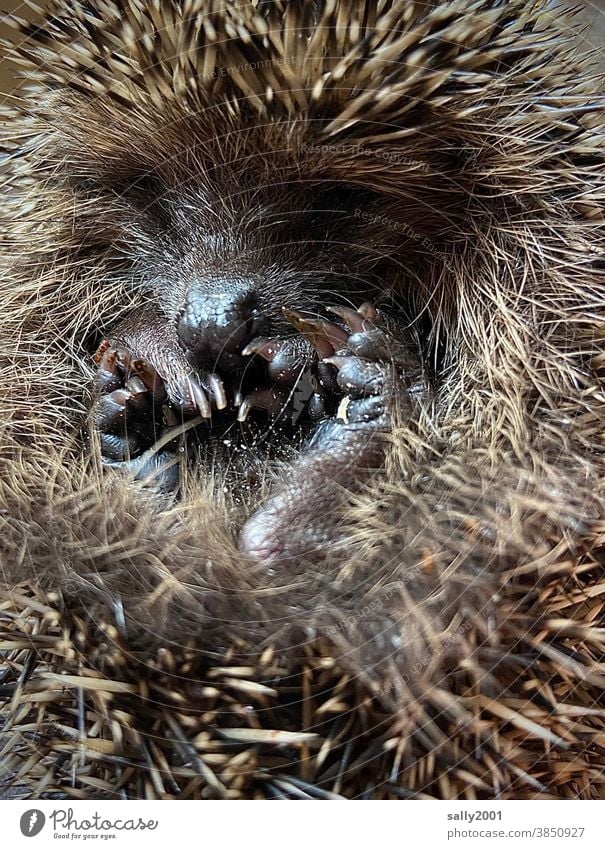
xmin=177 ymin=283 xmax=265 ymax=370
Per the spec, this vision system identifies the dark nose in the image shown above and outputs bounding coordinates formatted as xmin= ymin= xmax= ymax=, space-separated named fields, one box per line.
xmin=177 ymin=283 xmax=265 ymax=370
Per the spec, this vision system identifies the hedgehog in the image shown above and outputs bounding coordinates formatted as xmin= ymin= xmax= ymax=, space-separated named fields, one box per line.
xmin=0 ymin=0 xmax=604 ymax=800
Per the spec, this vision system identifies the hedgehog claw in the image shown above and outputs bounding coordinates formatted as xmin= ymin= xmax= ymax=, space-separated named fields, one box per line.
xmin=233 ymin=385 xmax=244 ymax=407
xmin=237 ymin=397 xmax=252 ymax=422
xmin=131 ymin=359 xmax=167 ymax=399
xmin=208 ymin=373 xmax=227 ymax=410
xmin=238 ymin=387 xmax=289 ymax=422
xmin=187 ymin=377 xmax=212 ymax=419
xmin=239 ymin=307 xmax=391 ymax=426
xmin=322 ymin=355 xmax=348 ymax=371
xmin=326 ymin=305 xmax=374 ymax=334
xmin=93 ymin=339 xmax=110 ymax=365
xmin=241 ymin=337 xmax=281 ymax=360
xmin=94 ymin=348 xmax=123 ymax=394
xmin=358 ymin=302 xmax=379 ymax=321
xmin=282 ymin=308 xmax=348 ymax=358
xmin=114 ymin=348 xmax=132 ymax=372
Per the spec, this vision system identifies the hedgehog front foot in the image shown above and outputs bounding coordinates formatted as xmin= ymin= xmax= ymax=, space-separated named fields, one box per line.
xmin=239 ymin=303 xmax=426 ymax=564
xmin=93 ymin=343 xmax=166 ymax=462
xmin=91 ymin=343 xmax=187 ymax=489
xmin=91 ymin=321 xmax=201 ymax=494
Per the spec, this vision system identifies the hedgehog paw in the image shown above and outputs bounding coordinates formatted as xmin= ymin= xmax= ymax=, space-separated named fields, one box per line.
xmin=237 ymin=334 xmax=332 ymax=424
xmin=239 ymin=303 xmax=426 ymax=564
xmin=287 ymin=302 xmax=425 ymax=433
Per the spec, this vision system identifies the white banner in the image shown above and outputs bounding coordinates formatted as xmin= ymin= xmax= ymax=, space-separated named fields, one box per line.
xmin=1 ymin=799 xmax=604 ymax=849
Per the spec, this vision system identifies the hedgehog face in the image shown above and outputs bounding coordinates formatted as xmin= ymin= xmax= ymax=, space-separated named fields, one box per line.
xmin=66 ymin=132 xmax=404 ymax=371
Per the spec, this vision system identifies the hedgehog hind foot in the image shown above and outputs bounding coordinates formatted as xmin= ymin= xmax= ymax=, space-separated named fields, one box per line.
xmin=239 ymin=305 xmax=427 ymax=564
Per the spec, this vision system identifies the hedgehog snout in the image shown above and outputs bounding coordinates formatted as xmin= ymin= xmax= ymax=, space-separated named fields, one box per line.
xmin=177 ymin=279 xmax=268 ymax=370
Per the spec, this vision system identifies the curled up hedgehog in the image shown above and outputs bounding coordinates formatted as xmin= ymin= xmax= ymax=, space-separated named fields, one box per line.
xmin=0 ymin=0 xmax=604 ymax=799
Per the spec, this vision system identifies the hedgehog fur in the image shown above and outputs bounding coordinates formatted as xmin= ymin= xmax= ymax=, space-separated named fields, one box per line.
xmin=1 ymin=0 xmax=605 ymax=799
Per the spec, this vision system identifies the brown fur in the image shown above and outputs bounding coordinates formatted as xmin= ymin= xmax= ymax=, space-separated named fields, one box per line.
xmin=1 ymin=0 xmax=604 ymax=799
